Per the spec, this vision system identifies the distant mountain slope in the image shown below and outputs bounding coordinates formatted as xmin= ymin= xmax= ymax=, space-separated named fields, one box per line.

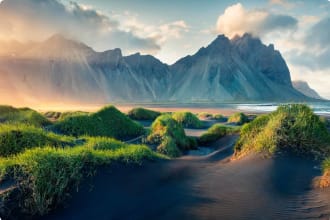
xmin=0 ymin=35 xmax=170 ymax=104
xmin=292 ymin=80 xmax=323 ymax=100
xmin=0 ymin=34 xmax=309 ymax=105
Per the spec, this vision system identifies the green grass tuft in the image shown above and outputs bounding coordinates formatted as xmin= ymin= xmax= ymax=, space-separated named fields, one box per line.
xmin=0 ymin=106 xmax=50 ymax=127
xmin=198 ymin=112 xmax=227 ymax=121
xmin=228 ymin=112 xmax=249 ymax=125
xmin=235 ymin=104 xmax=330 ymax=158
xmin=0 ymin=124 xmax=74 ymax=157
xmin=172 ymin=111 xmax=203 ymax=128
xmin=58 ymin=111 xmax=88 ymax=121
xmin=197 ymin=112 xmax=213 ymax=119
xmin=44 ymin=111 xmax=89 ymax=122
xmin=127 ymin=107 xmax=161 ymax=120
xmin=52 ymin=105 xmax=145 ymax=140
xmin=156 ymin=136 xmax=182 ymax=157
xmin=213 ymin=114 xmax=226 ymax=121
xmin=43 ymin=111 xmax=62 ymax=121
xmin=199 ymin=124 xmax=240 ymax=145
xmin=0 ymin=139 xmax=162 ymax=216
xmin=147 ymin=114 xmax=196 ymax=157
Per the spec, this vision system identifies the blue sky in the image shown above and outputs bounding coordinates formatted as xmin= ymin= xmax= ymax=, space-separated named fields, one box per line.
xmin=0 ymin=0 xmax=329 ymax=97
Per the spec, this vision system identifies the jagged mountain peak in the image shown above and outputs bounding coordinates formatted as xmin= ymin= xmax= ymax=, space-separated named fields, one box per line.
xmin=205 ymin=34 xmax=232 ymax=52
xmin=0 ymin=33 xmax=311 ymax=104
xmin=231 ymin=33 xmax=264 ymax=51
xmin=125 ymin=52 xmax=167 ymax=66
xmin=99 ymin=48 xmax=122 ymax=59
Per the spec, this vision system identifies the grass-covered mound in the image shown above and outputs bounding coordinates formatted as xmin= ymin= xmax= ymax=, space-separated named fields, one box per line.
xmin=213 ymin=114 xmax=227 ymax=121
xmin=322 ymin=158 xmax=330 ymax=186
xmin=58 ymin=111 xmax=88 ymax=121
xmin=314 ymin=158 xmax=330 ymax=188
xmin=0 ymin=124 xmax=74 ymax=157
xmin=43 ymin=111 xmax=62 ymax=121
xmin=321 ymin=116 xmax=330 ymax=131
xmin=52 ymin=106 xmax=144 ymax=139
xmin=198 ymin=124 xmax=240 ymax=145
xmin=0 ymin=106 xmax=50 ymax=127
xmin=198 ymin=112 xmax=213 ymax=120
xmin=198 ymin=112 xmax=227 ymax=121
xmin=228 ymin=112 xmax=249 ymax=125
xmin=43 ymin=111 xmax=88 ymax=122
xmin=147 ymin=114 xmax=197 ymax=157
xmin=235 ymin=104 xmax=330 ymax=158
xmin=0 ymin=138 xmax=162 ymax=216
xmin=127 ymin=107 xmax=161 ymax=121
xmin=172 ymin=111 xmax=203 ymax=128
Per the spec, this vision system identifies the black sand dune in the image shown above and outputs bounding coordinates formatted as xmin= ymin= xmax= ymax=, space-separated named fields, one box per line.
xmin=45 ymin=135 xmax=330 ymax=220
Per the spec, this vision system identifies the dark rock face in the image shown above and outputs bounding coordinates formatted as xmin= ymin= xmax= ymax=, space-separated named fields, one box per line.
xmin=170 ymin=34 xmax=305 ymax=102
xmin=232 ymin=34 xmax=292 ymax=86
xmin=0 ymin=34 xmax=308 ymax=104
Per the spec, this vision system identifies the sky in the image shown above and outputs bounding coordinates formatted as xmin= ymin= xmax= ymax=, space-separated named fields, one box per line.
xmin=0 ymin=0 xmax=329 ymax=98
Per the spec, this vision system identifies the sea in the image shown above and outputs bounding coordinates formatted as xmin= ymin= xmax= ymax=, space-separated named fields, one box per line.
xmin=233 ymin=102 xmax=330 ymax=115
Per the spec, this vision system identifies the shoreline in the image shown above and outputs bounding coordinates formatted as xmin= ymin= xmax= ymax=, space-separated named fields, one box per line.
xmin=36 ymin=104 xmax=330 ymax=119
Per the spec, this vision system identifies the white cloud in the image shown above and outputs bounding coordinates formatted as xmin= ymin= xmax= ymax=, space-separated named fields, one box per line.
xmin=216 ymin=3 xmax=297 ymax=38
xmin=116 ymin=12 xmax=189 ymax=47
xmin=215 ymin=3 xmax=330 ymax=98
xmin=0 ymin=0 xmax=189 ymax=56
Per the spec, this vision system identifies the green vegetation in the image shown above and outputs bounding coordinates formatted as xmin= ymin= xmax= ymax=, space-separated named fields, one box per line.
xmin=199 ymin=124 xmax=240 ymax=145
xmin=58 ymin=111 xmax=88 ymax=121
xmin=0 ymin=124 xmax=74 ymax=157
xmin=315 ymin=158 xmax=330 ymax=188
xmin=147 ymin=114 xmax=197 ymax=157
xmin=0 ymin=106 xmax=50 ymax=127
xmin=127 ymin=107 xmax=161 ymax=120
xmin=323 ymin=158 xmax=330 ymax=172
xmin=228 ymin=112 xmax=249 ymax=125
xmin=320 ymin=116 xmax=330 ymax=129
xmin=52 ymin=105 xmax=144 ymax=139
xmin=213 ymin=114 xmax=226 ymax=121
xmin=172 ymin=111 xmax=203 ymax=128
xmin=198 ymin=112 xmax=226 ymax=121
xmin=235 ymin=104 xmax=330 ymax=158
xmin=44 ymin=111 xmax=88 ymax=121
xmin=198 ymin=112 xmax=213 ymax=119
xmin=0 ymin=138 xmax=162 ymax=216
xmin=156 ymin=136 xmax=182 ymax=157
xmin=43 ymin=111 xmax=62 ymax=121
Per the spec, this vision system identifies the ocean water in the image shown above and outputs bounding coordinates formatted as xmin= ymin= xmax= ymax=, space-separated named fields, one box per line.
xmin=234 ymin=102 xmax=330 ymax=115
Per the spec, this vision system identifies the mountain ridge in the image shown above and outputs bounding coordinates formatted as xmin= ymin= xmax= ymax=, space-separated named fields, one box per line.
xmin=292 ymin=80 xmax=323 ymax=100
xmin=0 ymin=33 xmax=316 ymax=105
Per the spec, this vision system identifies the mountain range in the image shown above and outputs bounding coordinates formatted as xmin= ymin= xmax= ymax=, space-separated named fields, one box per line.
xmin=0 ymin=33 xmax=318 ymax=105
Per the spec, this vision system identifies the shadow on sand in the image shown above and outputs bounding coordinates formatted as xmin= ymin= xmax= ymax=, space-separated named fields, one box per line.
xmin=45 ymin=138 xmax=330 ymax=220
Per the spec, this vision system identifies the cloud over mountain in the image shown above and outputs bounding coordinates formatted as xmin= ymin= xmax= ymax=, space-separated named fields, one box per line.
xmin=216 ymin=3 xmax=297 ymax=38
xmin=0 ymin=0 xmax=187 ymax=55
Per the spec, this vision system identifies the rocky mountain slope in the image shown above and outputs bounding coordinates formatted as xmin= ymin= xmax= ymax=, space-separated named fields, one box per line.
xmin=0 ymin=34 xmax=309 ymax=105
xmin=292 ymin=80 xmax=323 ymax=100
xmin=170 ymin=34 xmax=304 ymax=102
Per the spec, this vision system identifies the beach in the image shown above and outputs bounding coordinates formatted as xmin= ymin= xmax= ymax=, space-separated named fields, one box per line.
xmin=46 ymin=135 xmax=330 ymax=220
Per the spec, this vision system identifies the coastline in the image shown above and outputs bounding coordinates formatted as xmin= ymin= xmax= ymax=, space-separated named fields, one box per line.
xmin=26 ymin=101 xmax=330 ymax=118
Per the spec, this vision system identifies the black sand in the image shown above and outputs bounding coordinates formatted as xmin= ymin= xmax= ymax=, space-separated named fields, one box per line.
xmin=44 ymin=135 xmax=330 ymax=220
